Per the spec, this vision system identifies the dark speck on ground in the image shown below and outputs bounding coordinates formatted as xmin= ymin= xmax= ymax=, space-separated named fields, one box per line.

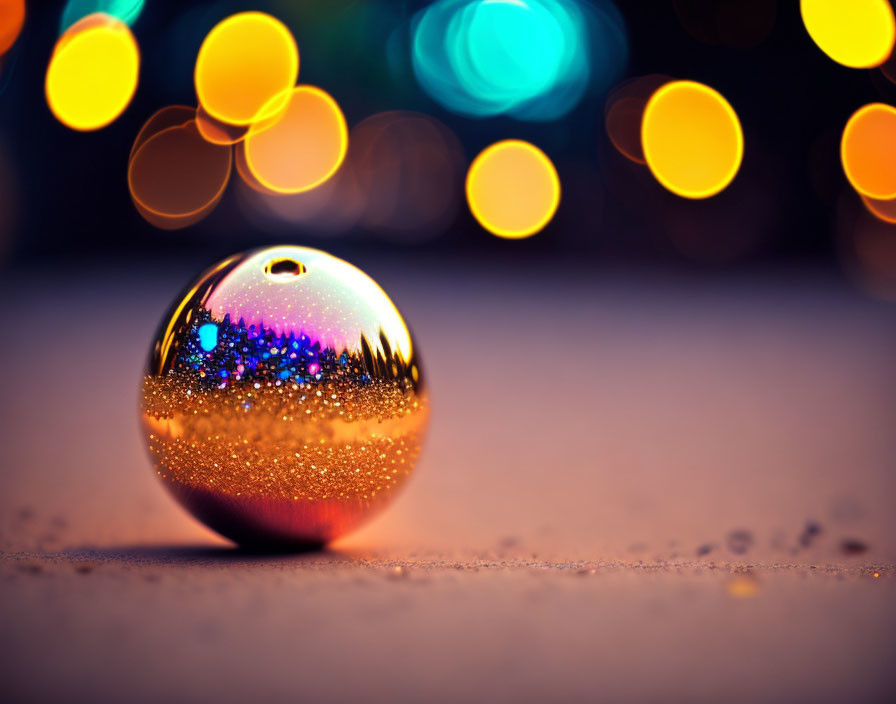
xmin=726 ymin=530 xmax=754 ymax=555
xmin=799 ymin=520 xmax=823 ymax=548
xmin=841 ymin=539 xmax=869 ymax=555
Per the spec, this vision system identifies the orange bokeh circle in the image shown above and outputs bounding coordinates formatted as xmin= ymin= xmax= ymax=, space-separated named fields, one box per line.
xmin=0 ymin=0 xmax=25 ymax=56
xmin=242 ymin=85 xmax=348 ymax=194
xmin=841 ymin=103 xmax=896 ymax=200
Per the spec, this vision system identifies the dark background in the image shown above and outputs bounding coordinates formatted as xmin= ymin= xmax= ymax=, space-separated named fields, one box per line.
xmin=0 ymin=0 xmax=892 ymax=267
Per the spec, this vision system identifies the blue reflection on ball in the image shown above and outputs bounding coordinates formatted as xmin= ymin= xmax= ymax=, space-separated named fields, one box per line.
xmin=412 ymin=0 xmax=627 ymax=120
xmin=198 ymin=323 xmax=219 ymax=352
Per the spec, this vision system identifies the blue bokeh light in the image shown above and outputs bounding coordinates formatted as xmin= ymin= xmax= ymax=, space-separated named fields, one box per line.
xmin=60 ymin=0 xmax=145 ymax=34
xmin=412 ymin=0 xmax=627 ymax=120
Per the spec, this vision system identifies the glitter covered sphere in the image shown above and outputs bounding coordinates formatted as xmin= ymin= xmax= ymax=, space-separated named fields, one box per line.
xmin=140 ymin=246 xmax=428 ymax=548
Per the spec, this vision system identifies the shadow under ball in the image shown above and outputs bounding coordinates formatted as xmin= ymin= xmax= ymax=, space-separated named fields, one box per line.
xmin=139 ymin=246 xmax=429 ymax=549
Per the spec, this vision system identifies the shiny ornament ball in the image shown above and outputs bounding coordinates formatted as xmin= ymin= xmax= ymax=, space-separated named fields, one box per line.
xmin=139 ymin=246 xmax=428 ymax=548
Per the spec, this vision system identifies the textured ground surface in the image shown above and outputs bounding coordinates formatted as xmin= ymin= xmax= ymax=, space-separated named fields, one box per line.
xmin=1 ymin=257 xmax=895 ymax=703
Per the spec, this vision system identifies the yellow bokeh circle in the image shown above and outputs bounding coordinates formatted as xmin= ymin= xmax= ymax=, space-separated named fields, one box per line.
xmin=195 ymin=12 xmax=299 ymax=127
xmin=243 ymin=85 xmax=348 ymax=194
xmin=465 ymin=140 xmax=560 ymax=239
xmin=641 ymin=80 xmax=743 ymax=199
xmin=800 ymin=0 xmax=896 ymax=69
xmin=45 ymin=14 xmax=139 ymax=131
xmin=841 ymin=103 xmax=896 ymax=201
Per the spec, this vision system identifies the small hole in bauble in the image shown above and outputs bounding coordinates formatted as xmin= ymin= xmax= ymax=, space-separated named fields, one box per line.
xmin=264 ymin=258 xmax=307 ymax=281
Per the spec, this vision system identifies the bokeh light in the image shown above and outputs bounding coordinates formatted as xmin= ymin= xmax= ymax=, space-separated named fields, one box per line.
xmin=237 ymin=151 xmax=364 ymax=237
xmin=129 ymin=105 xmax=195 ymax=159
xmin=242 ymin=85 xmax=347 ymax=194
xmin=412 ymin=0 xmax=625 ymax=120
xmin=605 ymin=97 xmax=646 ymax=162
xmin=800 ymin=0 xmax=895 ymax=69
xmin=237 ymin=111 xmax=465 ymax=242
xmin=129 ymin=108 xmax=232 ymax=230
xmin=196 ymin=105 xmax=248 ymax=146
xmin=0 ymin=0 xmax=25 ymax=56
xmin=880 ymin=49 xmax=896 ymax=85
xmin=604 ymin=74 xmax=672 ymax=164
xmin=45 ymin=14 xmax=139 ymax=131
xmin=351 ymin=111 xmax=465 ymax=241
xmin=60 ymin=1 xmax=144 ymax=33
xmin=641 ymin=80 xmax=743 ymax=199
xmin=194 ymin=12 xmax=298 ymax=127
xmin=662 ymin=169 xmax=773 ymax=264
xmin=466 ymin=140 xmax=560 ymax=239
xmin=841 ymin=103 xmax=896 ymax=200
xmin=863 ymin=194 xmax=896 ymax=224
xmin=234 ymin=140 xmax=275 ymax=196
xmin=602 ymin=115 xmax=776 ymax=266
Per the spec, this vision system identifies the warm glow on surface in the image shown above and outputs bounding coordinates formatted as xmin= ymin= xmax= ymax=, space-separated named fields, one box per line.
xmin=841 ymin=103 xmax=896 ymax=200
xmin=194 ymin=12 xmax=298 ymax=127
xmin=45 ymin=14 xmax=139 ymax=131
xmin=0 ymin=0 xmax=25 ymax=56
xmin=466 ymin=140 xmax=560 ymax=239
xmin=641 ymin=80 xmax=743 ymax=199
xmin=243 ymin=85 xmax=347 ymax=194
xmin=726 ymin=573 xmax=759 ymax=599
xmin=800 ymin=0 xmax=895 ymax=69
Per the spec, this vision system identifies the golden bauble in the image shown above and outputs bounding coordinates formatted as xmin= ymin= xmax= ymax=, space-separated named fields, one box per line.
xmin=139 ymin=246 xmax=428 ymax=548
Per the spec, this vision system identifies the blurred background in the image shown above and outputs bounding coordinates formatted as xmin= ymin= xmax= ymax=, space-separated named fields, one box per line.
xmin=0 ymin=0 xmax=894 ymax=280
